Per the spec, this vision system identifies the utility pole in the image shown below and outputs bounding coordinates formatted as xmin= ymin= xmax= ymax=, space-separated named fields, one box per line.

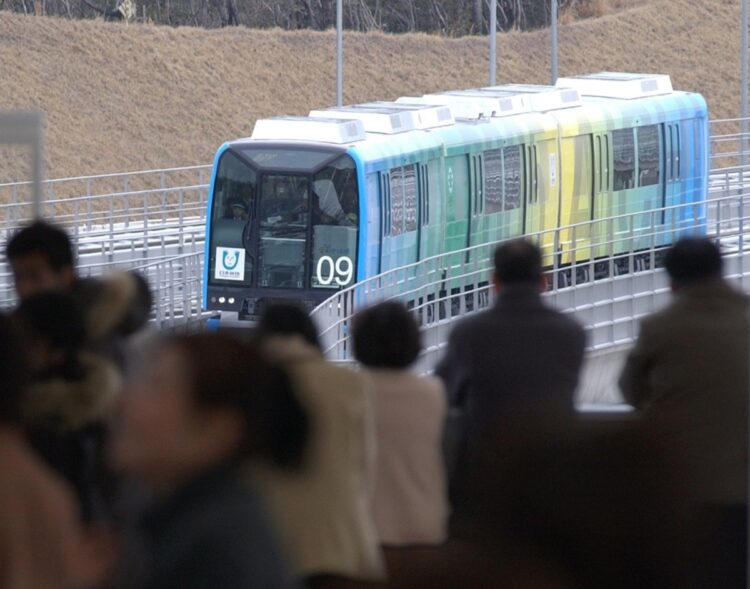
xmin=336 ymin=0 xmax=343 ymax=106
xmin=489 ymin=0 xmax=497 ymax=85
xmin=551 ymin=0 xmax=558 ymax=84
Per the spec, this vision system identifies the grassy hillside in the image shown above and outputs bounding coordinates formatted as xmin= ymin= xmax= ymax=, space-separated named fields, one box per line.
xmin=0 ymin=0 xmax=741 ymax=180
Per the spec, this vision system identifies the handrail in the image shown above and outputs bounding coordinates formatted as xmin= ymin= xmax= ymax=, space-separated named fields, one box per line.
xmin=0 ymin=164 xmax=212 ymax=190
xmin=310 ymin=187 xmax=749 ymax=365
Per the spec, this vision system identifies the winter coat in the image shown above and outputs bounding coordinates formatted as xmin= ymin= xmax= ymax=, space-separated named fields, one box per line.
xmin=75 ymin=271 xmax=154 ymax=376
xmin=619 ymin=279 xmax=750 ymax=505
xmin=366 ymin=369 xmax=449 ymax=546
xmin=24 ymin=353 xmax=121 ymax=521
xmin=247 ymin=336 xmax=385 ymax=581
xmin=118 ymin=465 xmax=295 ymax=589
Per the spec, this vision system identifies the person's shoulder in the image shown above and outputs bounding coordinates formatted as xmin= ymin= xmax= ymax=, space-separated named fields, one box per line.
xmin=371 ymin=370 xmax=446 ymax=402
xmin=449 ymin=308 xmax=497 ymax=340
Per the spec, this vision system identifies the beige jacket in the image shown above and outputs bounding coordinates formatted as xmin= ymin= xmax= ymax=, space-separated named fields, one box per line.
xmin=367 ymin=369 xmax=449 ymax=546
xmin=248 ymin=336 xmax=384 ymax=580
xmin=0 ymin=428 xmax=81 ymax=589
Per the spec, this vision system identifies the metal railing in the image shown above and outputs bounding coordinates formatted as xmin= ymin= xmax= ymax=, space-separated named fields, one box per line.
xmin=311 ymin=190 xmax=750 ymax=373
xmin=131 ymin=252 xmax=210 ymax=331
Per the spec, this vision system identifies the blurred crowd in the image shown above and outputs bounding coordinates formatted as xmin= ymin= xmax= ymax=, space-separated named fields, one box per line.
xmin=0 ymin=221 xmax=747 ymax=589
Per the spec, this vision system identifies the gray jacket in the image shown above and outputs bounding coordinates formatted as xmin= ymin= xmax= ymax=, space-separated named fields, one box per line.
xmin=436 ymin=284 xmax=586 ymax=444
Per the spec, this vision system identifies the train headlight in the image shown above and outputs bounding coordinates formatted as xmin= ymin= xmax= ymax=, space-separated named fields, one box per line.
xmin=219 ymin=297 xmax=226 ymax=304
xmin=228 ymin=297 xmax=235 ymax=304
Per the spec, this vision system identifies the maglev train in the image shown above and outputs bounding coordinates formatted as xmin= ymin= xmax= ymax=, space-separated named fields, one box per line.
xmin=203 ymin=72 xmax=708 ymax=321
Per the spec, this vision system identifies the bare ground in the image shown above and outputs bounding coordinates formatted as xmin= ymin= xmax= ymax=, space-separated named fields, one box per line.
xmin=0 ymin=0 xmax=740 ymax=181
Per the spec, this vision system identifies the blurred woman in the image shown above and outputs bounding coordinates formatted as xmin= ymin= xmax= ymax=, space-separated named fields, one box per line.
xmin=252 ymin=304 xmax=385 ymax=588
xmin=352 ymin=302 xmax=449 ymax=575
xmin=111 ymin=333 xmax=307 ymax=589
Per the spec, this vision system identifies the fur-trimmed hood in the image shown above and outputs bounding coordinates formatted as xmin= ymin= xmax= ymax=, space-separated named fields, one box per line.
xmin=84 ymin=271 xmax=143 ymax=342
xmin=23 ymin=353 xmax=122 ymax=431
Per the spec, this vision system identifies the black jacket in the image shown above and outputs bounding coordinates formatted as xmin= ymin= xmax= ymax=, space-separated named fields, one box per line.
xmin=120 ymin=466 xmax=297 ymax=589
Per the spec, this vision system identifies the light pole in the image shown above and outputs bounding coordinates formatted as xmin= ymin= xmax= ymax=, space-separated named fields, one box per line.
xmin=489 ymin=0 xmax=497 ymax=86
xmin=336 ymin=0 xmax=343 ymax=106
xmin=742 ymin=0 xmax=748 ymax=168
xmin=551 ymin=0 xmax=558 ymax=84
xmin=0 ymin=112 xmax=44 ymax=219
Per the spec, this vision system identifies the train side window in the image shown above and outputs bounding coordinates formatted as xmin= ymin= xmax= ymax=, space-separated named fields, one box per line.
xmin=613 ymin=128 xmax=635 ymax=191
xmin=637 ymin=125 xmax=660 ymax=187
xmin=503 ymin=145 xmax=522 ymax=211
xmin=674 ymin=124 xmax=681 ymax=179
xmin=484 ymin=149 xmax=503 ymax=213
xmin=389 ymin=167 xmax=405 ymax=235
xmin=403 ymin=164 xmax=418 ymax=232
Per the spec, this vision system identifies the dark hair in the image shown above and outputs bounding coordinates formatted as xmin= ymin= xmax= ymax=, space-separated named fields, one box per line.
xmin=352 ymin=301 xmax=421 ymax=369
xmin=0 ymin=314 xmax=30 ymax=424
xmin=5 ymin=221 xmax=75 ymax=271
xmin=494 ymin=239 xmax=543 ymax=285
xmin=168 ymin=334 xmax=308 ymax=469
xmin=257 ymin=304 xmax=321 ymax=351
xmin=16 ymin=292 xmax=86 ymax=381
xmin=663 ymin=237 xmax=723 ymax=287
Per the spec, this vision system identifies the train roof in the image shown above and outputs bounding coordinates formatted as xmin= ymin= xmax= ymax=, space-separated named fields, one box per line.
xmin=236 ymin=73 xmax=706 ymax=168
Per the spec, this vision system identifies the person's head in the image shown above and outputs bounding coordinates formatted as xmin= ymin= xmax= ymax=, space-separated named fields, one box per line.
xmin=5 ymin=221 xmax=76 ymax=301
xmin=111 ymin=333 xmax=308 ymax=494
xmin=15 ymin=291 xmax=86 ymax=380
xmin=352 ymin=301 xmax=421 ymax=369
xmin=0 ymin=313 xmax=30 ymax=426
xmin=663 ymin=237 xmax=723 ymax=290
xmin=492 ymin=239 xmax=544 ymax=292
xmin=257 ymin=304 xmax=321 ymax=351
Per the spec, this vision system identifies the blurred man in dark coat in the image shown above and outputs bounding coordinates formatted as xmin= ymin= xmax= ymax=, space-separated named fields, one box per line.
xmin=619 ymin=237 xmax=749 ymax=588
xmin=436 ymin=239 xmax=586 ymax=478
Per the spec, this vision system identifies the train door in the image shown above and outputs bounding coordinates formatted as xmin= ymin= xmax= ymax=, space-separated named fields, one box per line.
xmin=591 ymin=132 xmax=611 ymax=260
xmin=661 ymin=122 xmax=681 ymax=245
xmin=532 ymin=138 xmax=558 ymax=265
xmin=418 ymin=158 xmax=443 ymax=262
xmin=633 ymin=124 xmax=663 ymax=252
xmin=468 ymin=153 xmax=486 ymax=253
xmin=559 ymin=133 xmax=594 ymax=268
xmin=523 ymin=144 xmax=541 ymax=237
xmin=444 ymin=154 xmax=471 ymax=261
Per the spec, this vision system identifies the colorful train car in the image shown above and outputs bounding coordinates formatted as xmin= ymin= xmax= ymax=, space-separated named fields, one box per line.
xmin=203 ymin=72 xmax=708 ymax=320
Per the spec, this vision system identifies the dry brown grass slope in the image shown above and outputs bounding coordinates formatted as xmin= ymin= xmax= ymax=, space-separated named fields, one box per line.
xmin=0 ymin=0 xmax=741 ymax=180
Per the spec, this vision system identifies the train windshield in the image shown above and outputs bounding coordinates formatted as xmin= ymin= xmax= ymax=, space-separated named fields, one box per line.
xmin=208 ymin=147 xmax=358 ymax=292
